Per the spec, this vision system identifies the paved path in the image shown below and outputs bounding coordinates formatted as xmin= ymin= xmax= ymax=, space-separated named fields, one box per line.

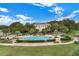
xmin=0 ymin=40 xmax=75 ymax=46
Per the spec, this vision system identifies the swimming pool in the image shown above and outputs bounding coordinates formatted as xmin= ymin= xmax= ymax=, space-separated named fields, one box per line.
xmin=20 ymin=36 xmax=53 ymax=41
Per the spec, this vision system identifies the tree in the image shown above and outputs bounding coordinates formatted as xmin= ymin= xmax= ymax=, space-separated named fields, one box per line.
xmin=10 ymin=22 xmax=24 ymax=33
xmin=0 ymin=25 xmax=10 ymax=33
xmin=59 ymin=26 xmax=69 ymax=33
xmin=76 ymin=22 xmax=79 ymax=30
xmin=53 ymin=29 xmax=59 ymax=36
xmin=48 ymin=18 xmax=76 ymax=33
xmin=0 ymin=30 xmax=4 ymax=37
xmin=24 ymin=23 xmax=39 ymax=34
xmin=41 ymin=28 xmax=47 ymax=34
xmin=41 ymin=26 xmax=51 ymax=34
xmin=15 ymin=31 xmax=21 ymax=36
xmin=62 ymin=18 xmax=76 ymax=30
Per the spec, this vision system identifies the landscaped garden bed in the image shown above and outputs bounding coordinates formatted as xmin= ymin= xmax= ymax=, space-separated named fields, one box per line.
xmin=60 ymin=35 xmax=72 ymax=43
xmin=16 ymin=39 xmax=54 ymax=43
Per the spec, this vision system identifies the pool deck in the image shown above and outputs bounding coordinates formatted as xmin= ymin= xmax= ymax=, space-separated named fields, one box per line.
xmin=0 ymin=40 xmax=75 ymax=46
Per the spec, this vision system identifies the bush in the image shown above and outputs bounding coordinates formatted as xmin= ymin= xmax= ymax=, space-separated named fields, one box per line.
xmin=16 ymin=40 xmax=42 ymax=43
xmin=16 ymin=39 xmax=53 ymax=43
xmin=72 ymin=49 xmax=79 ymax=56
xmin=16 ymin=40 xmax=32 ymax=43
xmin=54 ymin=41 xmax=59 ymax=43
xmin=74 ymin=41 xmax=79 ymax=44
xmin=16 ymin=40 xmax=25 ymax=43
xmin=60 ymin=35 xmax=71 ymax=40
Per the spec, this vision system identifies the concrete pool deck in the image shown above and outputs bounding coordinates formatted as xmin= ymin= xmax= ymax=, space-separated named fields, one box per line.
xmin=0 ymin=40 xmax=75 ymax=46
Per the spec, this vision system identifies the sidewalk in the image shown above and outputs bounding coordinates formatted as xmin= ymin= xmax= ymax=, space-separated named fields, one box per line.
xmin=0 ymin=40 xmax=75 ymax=46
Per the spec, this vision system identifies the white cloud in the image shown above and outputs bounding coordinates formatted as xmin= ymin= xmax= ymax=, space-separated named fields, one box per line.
xmin=16 ymin=15 xmax=32 ymax=20
xmin=0 ymin=15 xmax=35 ymax=25
xmin=0 ymin=7 xmax=8 ymax=12
xmin=54 ymin=6 xmax=64 ymax=15
xmin=49 ymin=6 xmax=64 ymax=16
xmin=66 ymin=13 xmax=76 ymax=18
xmin=56 ymin=17 xmax=65 ymax=21
xmin=0 ymin=15 xmax=14 ymax=25
xmin=56 ymin=10 xmax=79 ymax=21
xmin=32 ymin=3 xmax=56 ymax=7
xmin=66 ymin=10 xmax=79 ymax=18
xmin=73 ymin=10 xmax=79 ymax=13
xmin=56 ymin=9 xmax=79 ymax=21
xmin=33 ymin=3 xmax=64 ymax=17
xmin=75 ymin=20 xmax=79 ymax=23
xmin=16 ymin=14 xmax=34 ymax=24
xmin=57 ymin=16 xmax=73 ymax=21
xmin=57 ymin=16 xmax=79 ymax=23
xmin=32 ymin=3 xmax=45 ymax=7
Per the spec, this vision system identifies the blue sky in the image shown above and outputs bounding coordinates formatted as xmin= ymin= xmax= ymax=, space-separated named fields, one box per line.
xmin=0 ymin=3 xmax=79 ymax=25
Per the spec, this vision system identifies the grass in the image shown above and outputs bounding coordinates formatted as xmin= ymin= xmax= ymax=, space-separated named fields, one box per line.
xmin=0 ymin=40 xmax=12 ymax=43
xmin=0 ymin=30 xmax=79 ymax=56
xmin=67 ymin=30 xmax=79 ymax=37
xmin=61 ymin=40 xmax=72 ymax=43
xmin=0 ymin=43 xmax=78 ymax=56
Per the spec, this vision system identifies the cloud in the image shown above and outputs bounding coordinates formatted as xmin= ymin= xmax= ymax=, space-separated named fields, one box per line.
xmin=32 ymin=3 xmax=45 ymax=7
xmin=73 ymin=10 xmax=79 ymax=13
xmin=57 ymin=16 xmax=74 ymax=21
xmin=0 ymin=15 xmax=35 ymax=25
xmin=33 ymin=3 xmax=64 ymax=17
xmin=0 ymin=15 xmax=13 ymax=25
xmin=49 ymin=6 xmax=64 ymax=17
xmin=66 ymin=10 xmax=79 ymax=18
xmin=0 ymin=7 xmax=8 ymax=12
xmin=16 ymin=15 xmax=32 ymax=20
xmin=66 ymin=13 xmax=76 ymax=18
xmin=32 ymin=3 xmax=56 ymax=7
xmin=16 ymin=14 xmax=34 ymax=24
xmin=54 ymin=6 xmax=64 ymax=16
xmin=57 ymin=16 xmax=79 ymax=23
xmin=57 ymin=10 xmax=79 ymax=21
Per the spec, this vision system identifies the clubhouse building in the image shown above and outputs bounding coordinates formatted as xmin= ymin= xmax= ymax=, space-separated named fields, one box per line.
xmin=34 ymin=23 xmax=50 ymax=31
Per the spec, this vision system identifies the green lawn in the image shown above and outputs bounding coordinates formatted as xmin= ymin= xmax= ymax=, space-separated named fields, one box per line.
xmin=0 ymin=43 xmax=78 ymax=56
xmin=67 ymin=30 xmax=79 ymax=37
xmin=0 ymin=40 xmax=12 ymax=43
xmin=0 ymin=30 xmax=79 ymax=56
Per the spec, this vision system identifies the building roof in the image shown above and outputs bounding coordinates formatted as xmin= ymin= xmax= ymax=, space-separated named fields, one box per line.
xmin=34 ymin=23 xmax=49 ymax=25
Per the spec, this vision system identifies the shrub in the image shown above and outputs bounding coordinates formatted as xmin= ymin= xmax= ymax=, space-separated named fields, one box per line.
xmin=74 ymin=41 xmax=79 ymax=44
xmin=54 ymin=41 xmax=59 ymax=43
xmin=16 ymin=39 xmax=53 ymax=43
xmin=16 ymin=40 xmax=25 ymax=43
xmin=60 ymin=35 xmax=71 ymax=40
xmin=72 ymin=49 xmax=79 ymax=56
xmin=16 ymin=40 xmax=41 ymax=43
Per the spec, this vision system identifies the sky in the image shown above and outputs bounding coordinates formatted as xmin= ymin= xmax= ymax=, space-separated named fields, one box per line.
xmin=0 ymin=3 xmax=79 ymax=25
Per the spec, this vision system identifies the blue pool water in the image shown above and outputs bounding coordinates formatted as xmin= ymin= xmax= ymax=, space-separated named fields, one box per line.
xmin=21 ymin=36 xmax=53 ymax=41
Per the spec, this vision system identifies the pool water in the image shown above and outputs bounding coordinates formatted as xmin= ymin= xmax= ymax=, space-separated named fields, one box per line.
xmin=21 ymin=36 xmax=53 ymax=41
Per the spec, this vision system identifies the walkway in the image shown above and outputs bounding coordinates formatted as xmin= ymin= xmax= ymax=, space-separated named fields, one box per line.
xmin=0 ymin=40 xmax=75 ymax=46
